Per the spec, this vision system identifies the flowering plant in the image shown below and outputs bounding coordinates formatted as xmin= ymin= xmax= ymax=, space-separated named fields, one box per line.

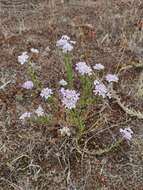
xmin=18 ymin=36 xmax=120 ymax=135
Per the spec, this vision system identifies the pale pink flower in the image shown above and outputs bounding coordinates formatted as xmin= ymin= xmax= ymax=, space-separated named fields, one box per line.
xmin=56 ymin=35 xmax=75 ymax=53
xmin=93 ymin=80 xmax=108 ymax=98
xmin=93 ymin=63 xmax=104 ymax=70
xmin=56 ymin=38 xmax=68 ymax=47
xmin=75 ymin=62 xmax=92 ymax=76
xmin=120 ymin=127 xmax=133 ymax=141
xmin=40 ymin=87 xmax=53 ymax=100
xmin=105 ymin=74 xmax=119 ymax=83
xmin=60 ymin=88 xmax=80 ymax=109
xmin=22 ymin=81 xmax=34 ymax=90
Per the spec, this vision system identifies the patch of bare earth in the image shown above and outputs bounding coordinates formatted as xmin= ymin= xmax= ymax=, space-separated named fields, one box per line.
xmin=0 ymin=0 xmax=143 ymax=189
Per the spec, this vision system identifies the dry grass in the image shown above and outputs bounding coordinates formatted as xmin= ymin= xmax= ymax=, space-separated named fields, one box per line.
xmin=0 ymin=0 xmax=143 ymax=189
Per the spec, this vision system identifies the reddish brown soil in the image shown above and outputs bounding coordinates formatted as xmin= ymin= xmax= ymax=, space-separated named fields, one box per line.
xmin=0 ymin=0 xmax=143 ymax=189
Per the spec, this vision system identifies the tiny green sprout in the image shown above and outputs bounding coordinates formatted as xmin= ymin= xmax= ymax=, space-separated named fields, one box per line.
xmin=15 ymin=95 xmax=23 ymax=102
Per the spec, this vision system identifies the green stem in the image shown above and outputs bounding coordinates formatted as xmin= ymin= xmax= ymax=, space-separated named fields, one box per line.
xmin=80 ymin=76 xmax=93 ymax=106
xmin=64 ymin=53 xmax=73 ymax=87
xmin=27 ymin=62 xmax=42 ymax=91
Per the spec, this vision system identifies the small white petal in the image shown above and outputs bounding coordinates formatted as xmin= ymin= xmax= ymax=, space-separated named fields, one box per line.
xmin=59 ymin=79 xmax=68 ymax=86
xmin=18 ymin=52 xmax=29 ymax=65
xmin=93 ymin=63 xmax=104 ymax=70
xmin=31 ymin=48 xmax=39 ymax=54
xmin=19 ymin=112 xmax=31 ymax=120
xmin=61 ymin=35 xmax=70 ymax=41
xmin=22 ymin=81 xmax=34 ymax=90
xmin=35 ymin=105 xmax=44 ymax=117
xmin=70 ymin=40 xmax=76 ymax=44
xmin=62 ymin=42 xmax=73 ymax=53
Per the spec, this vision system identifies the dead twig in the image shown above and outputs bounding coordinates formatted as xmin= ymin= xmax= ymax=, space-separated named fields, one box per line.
xmin=75 ymin=138 xmax=123 ymax=156
xmin=0 ymin=80 xmax=11 ymax=90
xmin=119 ymin=62 xmax=143 ymax=73
xmin=113 ymin=94 xmax=143 ymax=119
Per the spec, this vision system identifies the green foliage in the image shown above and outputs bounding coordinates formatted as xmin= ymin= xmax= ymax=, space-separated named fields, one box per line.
xmin=30 ymin=115 xmax=53 ymax=126
xmin=79 ymin=75 xmax=94 ymax=106
xmin=15 ymin=95 xmax=23 ymax=102
xmin=68 ymin=109 xmax=85 ymax=133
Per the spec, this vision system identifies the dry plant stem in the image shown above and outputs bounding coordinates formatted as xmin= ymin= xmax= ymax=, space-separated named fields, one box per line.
xmin=10 ymin=154 xmax=30 ymax=164
xmin=75 ymin=119 xmax=131 ymax=157
xmin=0 ymin=80 xmax=11 ymax=90
xmin=76 ymin=138 xmax=123 ymax=156
xmin=115 ymin=47 xmax=126 ymax=74
xmin=0 ymin=178 xmax=23 ymax=190
xmin=113 ymin=94 xmax=143 ymax=119
xmin=119 ymin=61 xmax=143 ymax=73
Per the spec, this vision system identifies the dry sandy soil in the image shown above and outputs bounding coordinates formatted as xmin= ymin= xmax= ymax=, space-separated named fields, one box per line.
xmin=0 ymin=0 xmax=143 ymax=189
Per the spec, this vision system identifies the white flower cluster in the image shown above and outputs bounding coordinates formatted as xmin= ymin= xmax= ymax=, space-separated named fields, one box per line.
xmin=120 ymin=127 xmax=133 ymax=141
xmin=93 ymin=80 xmax=111 ymax=98
xmin=60 ymin=126 xmax=71 ymax=136
xmin=19 ymin=112 xmax=31 ymax=120
xmin=18 ymin=48 xmax=39 ymax=65
xmin=60 ymin=88 xmax=80 ymax=109
xmin=18 ymin=52 xmax=29 ymax=65
xmin=35 ymin=105 xmax=44 ymax=117
xmin=75 ymin=62 xmax=92 ymax=76
xmin=20 ymin=105 xmax=44 ymax=121
xmin=56 ymin=35 xmax=75 ymax=53
xmin=40 ymin=87 xmax=53 ymax=100
xmin=22 ymin=81 xmax=34 ymax=90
